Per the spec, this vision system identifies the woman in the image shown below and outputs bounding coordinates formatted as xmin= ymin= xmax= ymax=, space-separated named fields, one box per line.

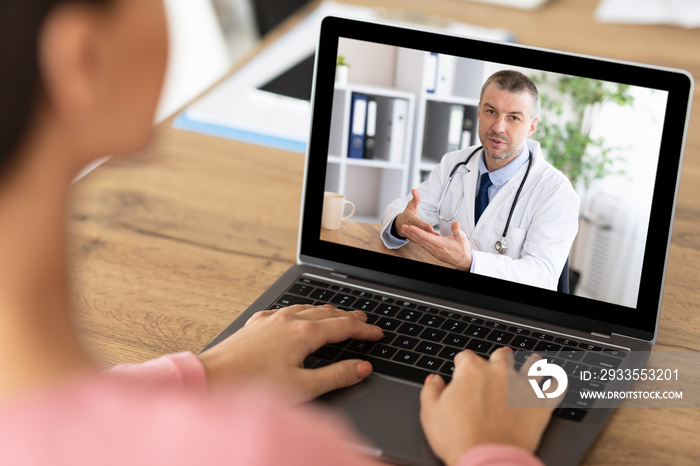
xmin=0 ymin=0 xmax=554 ymax=464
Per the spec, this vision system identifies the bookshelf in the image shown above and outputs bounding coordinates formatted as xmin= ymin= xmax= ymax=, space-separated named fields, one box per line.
xmin=326 ymin=83 xmax=415 ymax=223
xmin=326 ymin=46 xmax=493 ymax=222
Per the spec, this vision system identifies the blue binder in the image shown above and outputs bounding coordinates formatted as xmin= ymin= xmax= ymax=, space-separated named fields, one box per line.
xmin=348 ymin=93 xmax=369 ymax=159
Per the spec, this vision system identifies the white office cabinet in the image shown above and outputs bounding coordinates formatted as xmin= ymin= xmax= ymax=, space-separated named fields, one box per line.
xmin=394 ymin=50 xmax=488 ymax=188
xmin=326 ymin=84 xmax=415 ymax=223
xmin=571 ymin=186 xmax=647 ymax=309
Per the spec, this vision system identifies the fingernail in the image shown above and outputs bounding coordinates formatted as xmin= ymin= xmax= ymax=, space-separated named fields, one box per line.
xmin=354 ymin=310 xmax=367 ymax=319
xmin=503 ymin=346 xmax=513 ymax=351
xmin=355 ymin=361 xmax=372 ymax=379
xmin=425 ymin=373 xmax=435 ymax=384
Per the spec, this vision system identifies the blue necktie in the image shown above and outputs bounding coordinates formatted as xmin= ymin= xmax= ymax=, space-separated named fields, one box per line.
xmin=474 ymin=172 xmax=492 ymax=225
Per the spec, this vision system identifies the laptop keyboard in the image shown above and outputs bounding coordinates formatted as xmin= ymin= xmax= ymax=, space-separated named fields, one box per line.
xmin=269 ymin=276 xmax=628 ymax=423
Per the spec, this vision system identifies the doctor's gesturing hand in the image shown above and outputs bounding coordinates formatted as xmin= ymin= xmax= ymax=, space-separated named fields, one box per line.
xmin=396 ymin=189 xmax=474 ymax=271
xmin=394 ymin=189 xmax=440 ymax=238
xmin=402 ymin=221 xmax=474 ymax=271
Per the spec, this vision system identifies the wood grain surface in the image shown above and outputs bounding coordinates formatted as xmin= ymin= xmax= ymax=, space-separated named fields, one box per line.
xmin=69 ymin=0 xmax=700 ymax=464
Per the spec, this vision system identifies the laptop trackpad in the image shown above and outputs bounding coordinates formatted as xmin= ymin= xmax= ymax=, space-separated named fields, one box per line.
xmin=317 ymin=374 xmax=441 ymax=466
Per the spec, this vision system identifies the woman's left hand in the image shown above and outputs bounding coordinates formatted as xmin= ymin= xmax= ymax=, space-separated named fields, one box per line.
xmin=198 ymin=304 xmax=383 ymax=403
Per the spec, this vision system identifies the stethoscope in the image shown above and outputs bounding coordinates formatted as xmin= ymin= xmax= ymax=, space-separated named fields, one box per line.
xmin=436 ymin=146 xmax=532 ymax=255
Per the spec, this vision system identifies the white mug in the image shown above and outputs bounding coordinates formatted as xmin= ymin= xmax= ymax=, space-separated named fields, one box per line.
xmin=322 ymin=192 xmax=355 ymax=230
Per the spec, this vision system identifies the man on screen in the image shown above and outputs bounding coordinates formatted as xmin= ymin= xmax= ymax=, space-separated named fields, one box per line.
xmin=380 ymin=70 xmax=579 ymax=291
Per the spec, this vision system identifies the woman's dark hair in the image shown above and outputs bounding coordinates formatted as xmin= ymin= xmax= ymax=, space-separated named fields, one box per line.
xmin=0 ymin=1 xmax=108 ymax=178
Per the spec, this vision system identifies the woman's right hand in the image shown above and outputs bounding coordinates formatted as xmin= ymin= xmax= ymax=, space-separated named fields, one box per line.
xmin=420 ymin=348 xmax=557 ymax=466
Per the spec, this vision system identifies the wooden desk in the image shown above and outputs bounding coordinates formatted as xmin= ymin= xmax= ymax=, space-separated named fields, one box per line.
xmin=320 ymin=222 xmax=452 ymax=268
xmin=69 ymin=0 xmax=700 ymax=464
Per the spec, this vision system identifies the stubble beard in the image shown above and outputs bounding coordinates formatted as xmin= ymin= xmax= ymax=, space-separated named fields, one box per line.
xmin=481 ymin=132 xmax=523 ymax=164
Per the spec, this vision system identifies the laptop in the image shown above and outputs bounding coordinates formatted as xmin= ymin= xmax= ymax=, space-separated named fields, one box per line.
xmin=204 ymin=16 xmax=693 ymax=466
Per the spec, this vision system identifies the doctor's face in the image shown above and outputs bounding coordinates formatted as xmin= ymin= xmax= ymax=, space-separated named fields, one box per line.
xmin=477 ymin=84 xmax=539 ymax=171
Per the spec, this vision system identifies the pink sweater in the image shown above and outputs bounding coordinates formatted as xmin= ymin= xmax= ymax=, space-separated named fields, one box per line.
xmin=0 ymin=352 xmax=543 ymax=466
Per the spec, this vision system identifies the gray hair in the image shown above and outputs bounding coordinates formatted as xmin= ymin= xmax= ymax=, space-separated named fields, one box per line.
xmin=480 ymin=70 xmax=540 ymax=120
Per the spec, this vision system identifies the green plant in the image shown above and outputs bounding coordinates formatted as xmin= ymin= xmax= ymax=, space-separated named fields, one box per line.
xmin=337 ymin=55 xmax=349 ymax=67
xmin=532 ymin=74 xmax=634 ymax=188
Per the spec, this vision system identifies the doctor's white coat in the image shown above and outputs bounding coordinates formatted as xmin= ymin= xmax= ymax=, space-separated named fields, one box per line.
xmin=380 ymin=140 xmax=580 ymax=291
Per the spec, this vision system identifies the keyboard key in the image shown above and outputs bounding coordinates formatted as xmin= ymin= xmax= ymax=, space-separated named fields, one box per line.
xmin=370 ymin=344 xmax=397 ymax=359
xmin=555 ymin=337 xmax=579 ymax=346
xmin=582 ymin=352 xmax=622 ymax=369
xmin=512 ymin=336 xmax=537 ymax=350
xmin=418 ymin=305 xmax=440 ymax=313
xmin=416 ymin=341 xmax=443 ymax=356
xmin=277 ymin=294 xmax=314 ymax=306
xmin=419 ymin=314 xmax=445 ymax=328
xmin=330 ymin=285 xmax=352 ymax=293
xmin=310 ymin=289 xmax=334 ymax=301
xmin=421 ymin=328 xmax=447 ymax=342
xmin=603 ymin=349 xmax=627 ymax=358
xmin=534 ymin=342 xmax=562 ymax=353
xmin=464 ymin=316 xmax=485 ymax=324
xmin=393 ymin=350 xmax=420 ymax=365
xmin=375 ymin=295 xmax=395 ymax=303
xmin=417 ymin=356 xmax=444 ymax=370
xmin=485 ymin=321 xmax=507 ymax=330
xmin=465 ymin=325 xmax=490 ymax=339
xmin=378 ymin=331 xmax=396 ymax=345
xmin=397 ymin=322 xmax=424 ymax=337
xmin=288 ymin=284 xmax=313 ymax=296
xmin=355 ymin=300 xmax=378 ymax=312
xmin=581 ymin=380 xmax=605 ymax=392
xmin=351 ymin=290 xmax=373 ymax=299
xmin=376 ymin=317 xmax=401 ymax=331
xmin=397 ymin=309 xmax=422 ymax=322
xmin=312 ymin=345 xmax=341 ymax=361
xmin=439 ymin=346 xmax=461 ymax=360
xmin=558 ymin=408 xmax=588 ymax=422
xmin=392 ymin=336 xmax=419 ymax=350
xmin=440 ymin=310 xmax=461 ymax=319
xmin=300 ymin=278 xmax=328 ymax=288
xmin=515 ymin=351 xmax=541 ymax=364
xmin=347 ymin=340 xmax=374 ymax=353
xmin=559 ymin=347 xmax=584 ymax=361
xmin=375 ymin=304 xmax=400 ymax=316
xmin=443 ymin=333 xmax=469 ymax=347
xmin=579 ymin=343 xmax=602 ymax=351
xmin=564 ymin=391 xmax=594 ymax=409
xmin=397 ymin=300 xmax=417 ymax=309
xmin=509 ymin=326 xmax=530 ymax=336
xmin=546 ymin=356 xmax=566 ymax=368
xmin=486 ymin=331 xmax=514 ymax=345
xmin=533 ymin=332 xmax=554 ymax=341
xmin=439 ymin=360 xmax=455 ymax=377
xmin=441 ymin=320 xmax=467 ymax=333
xmin=563 ymin=362 xmax=590 ymax=378
xmin=330 ymin=294 xmax=356 ymax=307
xmin=466 ymin=339 xmax=493 ymax=354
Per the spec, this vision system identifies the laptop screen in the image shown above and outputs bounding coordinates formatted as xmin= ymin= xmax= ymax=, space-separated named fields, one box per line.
xmin=300 ymin=17 xmax=693 ymax=340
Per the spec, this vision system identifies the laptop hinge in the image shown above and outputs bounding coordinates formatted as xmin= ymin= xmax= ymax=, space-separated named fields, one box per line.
xmin=591 ymin=321 xmax=613 ymax=338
